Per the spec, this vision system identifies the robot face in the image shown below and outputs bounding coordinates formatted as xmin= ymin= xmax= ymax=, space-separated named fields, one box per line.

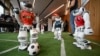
xmin=27 ymin=43 xmax=40 ymax=56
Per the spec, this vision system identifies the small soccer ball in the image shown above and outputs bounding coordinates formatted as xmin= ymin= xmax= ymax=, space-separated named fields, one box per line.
xmin=27 ymin=42 xmax=40 ymax=56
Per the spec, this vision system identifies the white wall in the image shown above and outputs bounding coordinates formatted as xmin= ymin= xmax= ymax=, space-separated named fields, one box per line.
xmin=48 ymin=18 xmax=52 ymax=31
xmin=0 ymin=5 xmax=4 ymax=15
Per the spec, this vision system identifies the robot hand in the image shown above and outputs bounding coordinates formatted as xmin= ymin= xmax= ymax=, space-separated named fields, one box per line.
xmin=13 ymin=8 xmax=19 ymax=14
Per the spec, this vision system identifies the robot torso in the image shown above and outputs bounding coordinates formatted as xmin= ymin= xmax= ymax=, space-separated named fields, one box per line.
xmin=75 ymin=15 xmax=84 ymax=27
xmin=20 ymin=10 xmax=34 ymax=25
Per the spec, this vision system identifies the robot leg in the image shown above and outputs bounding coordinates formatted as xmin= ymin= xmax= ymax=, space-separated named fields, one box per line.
xmin=73 ymin=28 xmax=78 ymax=40
xmin=73 ymin=28 xmax=79 ymax=45
xmin=57 ymin=29 xmax=62 ymax=40
xmin=18 ymin=27 xmax=28 ymax=50
xmin=77 ymin=32 xmax=92 ymax=50
xmin=30 ymin=29 xmax=38 ymax=43
xmin=54 ymin=30 xmax=58 ymax=39
xmin=74 ymin=31 xmax=85 ymax=49
xmin=76 ymin=32 xmax=92 ymax=50
xmin=41 ymin=29 xmax=44 ymax=34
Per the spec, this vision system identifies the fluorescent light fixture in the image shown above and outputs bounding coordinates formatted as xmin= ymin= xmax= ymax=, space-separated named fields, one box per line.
xmin=44 ymin=4 xmax=64 ymax=18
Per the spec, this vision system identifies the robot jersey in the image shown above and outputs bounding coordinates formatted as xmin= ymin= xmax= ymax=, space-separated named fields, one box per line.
xmin=20 ymin=10 xmax=34 ymax=25
xmin=75 ymin=15 xmax=84 ymax=27
xmin=55 ymin=21 xmax=61 ymax=28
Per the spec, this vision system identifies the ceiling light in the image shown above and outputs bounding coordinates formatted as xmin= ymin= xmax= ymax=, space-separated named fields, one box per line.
xmin=44 ymin=4 xmax=64 ymax=18
xmin=32 ymin=0 xmax=35 ymax=8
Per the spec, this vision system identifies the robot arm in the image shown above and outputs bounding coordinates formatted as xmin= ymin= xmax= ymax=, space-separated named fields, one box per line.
xmin=61 ymin=19 xmax=64 ymax=31
xmin=83 ymin=12 xmax=93 ymax=35
xmin=74 ymin=19 xmax=77 ymax=29
xmin=52 ymin=21 xmax=55 ymax=32
xmin=35 ymin=15 xmax=40 ymax=32
xmin=83 ymin=12 xmax=90 ymax=28
xmin=13 ymin=8 xmax=23 ymax=26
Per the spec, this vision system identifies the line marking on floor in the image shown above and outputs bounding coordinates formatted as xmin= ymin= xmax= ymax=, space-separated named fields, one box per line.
xmin=87 ymin=40 xmax=100 ymax=46
xmin=0 ymin=39 xmax=18 ymax=42
xmin=61 ymin=38 xmax=66 ymax=56
xmin=0 ymin=46 xmax=18 ymax=55
xmin=91 ymin=41 xmax=100 ymax=46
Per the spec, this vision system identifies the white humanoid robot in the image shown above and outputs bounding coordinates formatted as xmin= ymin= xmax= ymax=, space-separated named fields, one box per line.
xmin=52 ymin=14 xmax=63 ymax=40
xmin=73 ymin=7 xmax=93 ymax=50
xmin=14 ymin=1 xmax=38 ymax=50
xmin=40 ymin=24 xmax=44 ymax=34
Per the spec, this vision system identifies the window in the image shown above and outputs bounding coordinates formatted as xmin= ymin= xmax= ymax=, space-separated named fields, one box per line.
xmin=0 ymin=5 xmax=4 ymax=15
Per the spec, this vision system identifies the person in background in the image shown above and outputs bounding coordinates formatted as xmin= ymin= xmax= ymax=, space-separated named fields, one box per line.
xmin=65 ymin=0 xmax=78 ymax=36
xmin=12 ymin=15 xmax=19 ymax=32
xmin=40 ymin=24 xmax=44 ymax=34
xmin=0 ymin=14 xmax=5 ymax=32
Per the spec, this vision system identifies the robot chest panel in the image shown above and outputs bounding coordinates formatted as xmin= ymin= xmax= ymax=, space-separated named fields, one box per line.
xmin=75 ymin=16 xmax=84 ymax=27
xmin=21 ymin=11 xmax=33 ymax=20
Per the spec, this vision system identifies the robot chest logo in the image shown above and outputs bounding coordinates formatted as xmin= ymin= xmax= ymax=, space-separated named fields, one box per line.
xmin=23 ymin=15 xmax=32 ymax=19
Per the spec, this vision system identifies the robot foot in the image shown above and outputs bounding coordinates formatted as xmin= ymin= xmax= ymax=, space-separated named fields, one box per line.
xmin=18 ymin=45 xmax=28 ymax=50
xmin=84 ymin=42 xmax=92 ymax=50
xmin=58 ymin=38 xmax=62 ymax=40
xmin=86 ymin=46 xmax=92 ymax=50
xmin=73 ymin=42 xmax=92 ymax=50
xmin=73 ymin=42 xmax=81 ymax=47
xmin=54 ymin=37 xmax=57 ymax=39
xmin=73 ymin=42 xmax=85 ymax=49
xmin=87 ymin=40 xmax=91 ymax=43
xmin=80 ymin=45 xmax=92 ymax=50
xmin=80 ymin=46 xmax=86 ymax=50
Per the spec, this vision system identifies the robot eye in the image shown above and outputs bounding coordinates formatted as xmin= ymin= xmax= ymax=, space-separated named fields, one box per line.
xmin=31 ymin=45 xmax=34 ymax=49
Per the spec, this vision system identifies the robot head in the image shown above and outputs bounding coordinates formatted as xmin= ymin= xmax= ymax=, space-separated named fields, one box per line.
xmin=53 ymin=13 xmax=59 ymax=17
xmin=20 ymin=1 xmax=32 ymax=11
xmin=73 ymin=7 xmax=85 ymax=16
xmin=52 ymin=13 xmax=60 ymax=20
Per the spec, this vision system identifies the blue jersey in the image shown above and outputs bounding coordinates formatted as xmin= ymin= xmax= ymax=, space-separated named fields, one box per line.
xmin=55 ymin=21 xmax=61 ymax=28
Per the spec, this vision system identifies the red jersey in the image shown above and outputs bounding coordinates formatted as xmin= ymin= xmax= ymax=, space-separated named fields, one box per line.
xmin=20 ymin=10 xmax=35 ymax=25
xmin=75 ymin=15 xmax=84 ymax=27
